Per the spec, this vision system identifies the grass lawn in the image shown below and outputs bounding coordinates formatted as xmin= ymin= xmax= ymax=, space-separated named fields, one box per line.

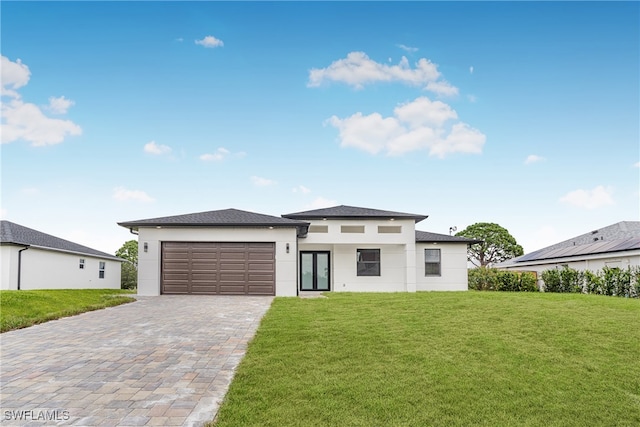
xmin=213 ymin=292 xmax=640 ymax=427
xmin=0 ymin=289 xmax=136 ymax=333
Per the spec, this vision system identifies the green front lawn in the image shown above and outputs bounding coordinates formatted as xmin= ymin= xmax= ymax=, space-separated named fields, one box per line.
xmin=213 ymin=292 xmax=640 ymax=426
xmin=0 ymin=289 xmax=136 ymax=333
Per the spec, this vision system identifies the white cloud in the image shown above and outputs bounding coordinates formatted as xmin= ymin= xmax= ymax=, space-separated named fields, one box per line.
xmin=470 ymin=66 xmax=474 ymax=74
xmin=0 ymin=208 xmax=7 ymax=219
xmin=525 ymin=154 xmax=545 ymax=165
xmin=326 ymin=96 xmax=485 ymax=157
xmin=47 ymin=96 xmax=75 ymax=114
xmin=1 ymin=98 xmax=82 ymax=146
xmin=308 ymin=52 xmax=458 ymax=96
xmin=21 ymin=187 xmax=39 ymax=195
xmin=200 ymin=147 xmax=230 ymax=161
xmin=1 ymin=55 xmax=30 ymax=98
xmin=467 ymin=94 xmax=477 ymax=103
xmin=634 ymin=161 xmax=640 ymax=168
xmin=195 ymin=35 xmax=224 ymax=48
xmin=176 ymin=37 xmax=184 ymax=42
xmin=143 ymin=141 xmax=172 ymax=155
xmin=1 ymin=56 xmax=81 ymax=146
xmin=397 ymin=44 xmax=418 ymax=53
xmin=559 ymin=185 xmax=615 ymax=210
xmin=112 ymin=187 xmax=155 ymax=203
xmin=292 ymin=185 xmax=311 ymax=194
xmin=251 ymin=176 xmax=276 ymax=187
xmin=305 ymin=196 xmax=338 ymax=210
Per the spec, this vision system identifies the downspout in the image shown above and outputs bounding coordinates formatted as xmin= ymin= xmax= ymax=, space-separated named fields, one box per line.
xmin=129 ymin=228 xmax=139 ymax=235
xmin=17 ymin=246 xmax=30 ymax=290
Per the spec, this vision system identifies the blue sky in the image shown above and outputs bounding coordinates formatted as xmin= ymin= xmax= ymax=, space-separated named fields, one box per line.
xmin=1 ymin=1 xmax=638 ymax=255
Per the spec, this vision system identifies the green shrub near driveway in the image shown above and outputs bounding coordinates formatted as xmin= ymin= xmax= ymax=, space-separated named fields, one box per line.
xmin=0 ymin=289 xmax=135 ymax=333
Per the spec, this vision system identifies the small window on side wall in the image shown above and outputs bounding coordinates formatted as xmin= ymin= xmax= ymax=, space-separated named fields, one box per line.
xmin=79 ymin=259 xmax=85 ymax=269
xmin=425 ymin=249 xmax=441 ymax=276
xmin=357 ymin=249 xmax=380 ymax=276
xmin=99 ymin=261 xmax=106 ymax=279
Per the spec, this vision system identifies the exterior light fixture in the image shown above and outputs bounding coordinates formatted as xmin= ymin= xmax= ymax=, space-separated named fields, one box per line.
xmin=144 ymin=242 xmax=148 ymax=252
xmin=286 ymin=243 xmax=290 ymax=253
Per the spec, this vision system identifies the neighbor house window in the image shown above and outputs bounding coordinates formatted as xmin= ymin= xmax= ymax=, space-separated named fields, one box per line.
xmin=99 ymin=262 xmax=106 ymax=279
xmin=357 ymin=249 xmax=380 ymax=276
xmin=425 ymin=249 xmax=441 ymax=276
xmin=79 ymin=259 xmax=85 ymax=269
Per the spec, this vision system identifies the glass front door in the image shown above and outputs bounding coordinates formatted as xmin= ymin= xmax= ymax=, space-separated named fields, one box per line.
xmin=300 ymin=252 xmax=330 ymax=291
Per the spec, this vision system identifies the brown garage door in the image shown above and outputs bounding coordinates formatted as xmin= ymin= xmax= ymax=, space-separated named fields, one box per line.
xmin=161 ymin=242 xmax=275 ymax=295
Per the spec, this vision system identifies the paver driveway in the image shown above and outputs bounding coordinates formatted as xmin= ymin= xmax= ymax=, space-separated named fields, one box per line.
xmin=0 ymin=296 xmax=273 ymax=426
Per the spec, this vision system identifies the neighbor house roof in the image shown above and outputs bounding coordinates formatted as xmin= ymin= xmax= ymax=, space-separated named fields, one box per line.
xmin=282 ymin=205 xmax=428 ymax=223
xmin=499 ymin=221 xmax=640 ymax=266
xmin=0 ymin=221 xmax=122 ymax=261
xmin=415 ymin=230 xmax=481 ymax=244
xmin=118 ymin=208 xmax=309 ymax=229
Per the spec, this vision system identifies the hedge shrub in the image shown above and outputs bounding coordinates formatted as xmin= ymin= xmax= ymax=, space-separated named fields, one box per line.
xmin=468 ymin=268 xmax=538 ymax=292
xmin=541 ymin=266 xmax=639 ymax=298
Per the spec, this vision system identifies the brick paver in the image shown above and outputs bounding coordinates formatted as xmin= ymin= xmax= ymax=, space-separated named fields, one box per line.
xmin=0 ymin=296 xmax=273 ymax=426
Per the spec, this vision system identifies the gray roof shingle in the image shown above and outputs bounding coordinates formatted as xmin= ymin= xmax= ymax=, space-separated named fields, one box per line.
xmin=0 ymin=221 xmax=122 ymax=261
xmin=502 ymin=221 xmax=640 ymax=265
xmin=415 ymin=230 xmax=481 ymax=244
xmin=118 ymin=208 xmax=309 ymax=229
xmin=282 ymin=205 xmax=428 ymax=223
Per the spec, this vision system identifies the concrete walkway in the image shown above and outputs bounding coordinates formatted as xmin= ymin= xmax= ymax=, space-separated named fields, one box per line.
xmin=0 ymin=296 xmax=273 ymax=426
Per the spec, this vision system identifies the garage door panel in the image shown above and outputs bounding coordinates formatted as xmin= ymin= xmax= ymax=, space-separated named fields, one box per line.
xmin=248 ymin=272 xmax=274 ymax=281
xmin=248 ymin=262 xmax=274 ymax=271
xmin=248 ymin=252 xmax=274 ymax=261
xmin=247 ymin=285 xmax=274 ymax=295
xmin=161 ymin=242 xmax=274 ymax=295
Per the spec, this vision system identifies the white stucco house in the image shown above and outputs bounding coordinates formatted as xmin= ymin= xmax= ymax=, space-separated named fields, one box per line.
xmin=1 ymin=221 xmax=123 ymax=290
xmin=118 ymin=205 xmax=479 ymax=297
xmin=496 ymin=221 xmax=640 ymax=286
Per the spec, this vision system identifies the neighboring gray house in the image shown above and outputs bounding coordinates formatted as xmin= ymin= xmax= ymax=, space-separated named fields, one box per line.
xmin=496 ymin=221 xmax=640 ymax=283
xmin=118 ymin=205 xmax=479 ymax=297
xmin=1 ymin=221 xmax=123 ymax=290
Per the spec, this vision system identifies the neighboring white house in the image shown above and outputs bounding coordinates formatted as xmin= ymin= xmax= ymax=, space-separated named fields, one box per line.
xmin=118 ymin=205 xmax=479 ymax=297
xmin=496 ymin=221 xmax=640 ymax=286
xmin=1 ymin=221 xmax=123 ymax=290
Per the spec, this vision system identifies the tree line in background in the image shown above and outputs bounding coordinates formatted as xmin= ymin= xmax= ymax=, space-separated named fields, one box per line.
xmin=116 ymin=240 xmax=138 ymax=290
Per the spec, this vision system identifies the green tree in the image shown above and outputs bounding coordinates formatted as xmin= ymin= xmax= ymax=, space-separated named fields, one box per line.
xmin=116 ymin=240 xmax=138 ymax=290
xmin=456 ymin=222 xmax=524 ymax=267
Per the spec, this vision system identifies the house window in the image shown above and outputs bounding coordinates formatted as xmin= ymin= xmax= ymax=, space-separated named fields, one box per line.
xmin=425 ymin=249 xmax=441 ymax=276
xmin=341 ymin=225 xmax=365 ymax=233
xmin=309 ymin=225 xmax=329 ymax=233
xmin=357 ymin=249 xmax=380 ymax=276
xmin=378 ymin=225 xmax=402 ymax=233
xmin=79 ymin=259 xmax=85 ymax=269
xmin=99 ymin=262 xmax=106 ymax=279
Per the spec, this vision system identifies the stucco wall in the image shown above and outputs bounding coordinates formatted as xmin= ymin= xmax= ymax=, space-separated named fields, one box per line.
xmin=415 ymin=242 xmax=469 ymax=291
xmin=299 ymin=218 xmax=416 ymax=292
xmin=1 ymin=245 xmax=121 ymax=290
xmin=136 ymin=226 xmax=298 ymax=296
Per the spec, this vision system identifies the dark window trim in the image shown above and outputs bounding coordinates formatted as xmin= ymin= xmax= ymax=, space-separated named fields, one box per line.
xmin=99 ymin=261 xmax=106 ymax=279
xmin=357 ymin=248 xmax=381 ymax=277
xmin=425 ymin=248 xmax=441 ymax=276
xmin=300 ymin=251 xmax=331 ymax=291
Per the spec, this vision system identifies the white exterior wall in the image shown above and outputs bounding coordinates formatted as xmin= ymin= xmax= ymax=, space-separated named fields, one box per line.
xmin=298 ymin=219 xmax=416 ymax=292
xmin=1 ymin=245 xmax=18 ymax=290
xmin=1 ymin=245 xmax=121 ymax=290
xmin=136 ymin=226 xmax=298 ymax=297
xmin=415 ymin=242 xmax=469 ymax=291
